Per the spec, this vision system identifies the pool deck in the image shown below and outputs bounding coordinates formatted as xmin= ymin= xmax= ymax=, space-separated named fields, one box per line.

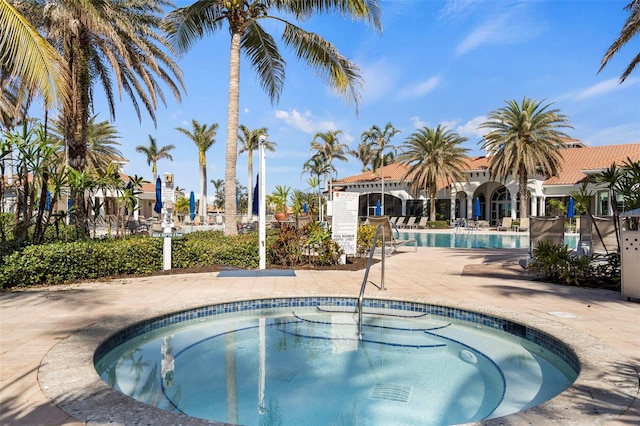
xmin=1 ymin=244 xmax=638 ymax=425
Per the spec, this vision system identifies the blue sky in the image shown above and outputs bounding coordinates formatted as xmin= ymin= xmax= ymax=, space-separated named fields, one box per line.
xmin=92 ymin=0 xmax=640 ymax=200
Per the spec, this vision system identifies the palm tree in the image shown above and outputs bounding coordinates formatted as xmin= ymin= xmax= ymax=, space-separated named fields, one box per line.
xmin=135 ymin=135 xmax=175 ymax=184
xmin=176 ymin=119 xmax=218 ymax=218
xmin=51 ymin=114 xmax=122 ymax=175
xmin=15 ymin=0 xmax=184 ymax=232
xmin=397 ymin=125 xmax=469 ymax=222
xmin=310 ymin=130 xmax=349 ymax=205
xmin=210 ymin=178 xmax=224 ymax=211
xmin=238 ymin=125 xmax=276 ymax=215
xmin=163 ymin=0 xmax=382 ymax=235
xmin=302 ymin=156 xmax=332 ymax=220
xmin=0 ymin=0 xmax=68 ymax=109
xmin=479 ymin=97 xmax=573 ymax=219
xmin=361 ymin=123 xmax=401 ymax=214
xmin=599 ymin=0 xmax=640 ymax=82
xmin=350 ymin=140 xmax=375 ymax=173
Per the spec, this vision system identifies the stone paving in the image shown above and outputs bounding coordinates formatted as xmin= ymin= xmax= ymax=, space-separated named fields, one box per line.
xmin=1 ymin=246 xmax=638 ymax=425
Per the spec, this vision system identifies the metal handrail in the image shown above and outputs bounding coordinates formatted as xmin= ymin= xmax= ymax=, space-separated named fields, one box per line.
xmin=357 ymin=224 xmax=385 ymax=338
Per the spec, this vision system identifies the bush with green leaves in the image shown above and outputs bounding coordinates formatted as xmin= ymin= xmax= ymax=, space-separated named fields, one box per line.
xmin=527 ymin=240 xmax=620 ymax=288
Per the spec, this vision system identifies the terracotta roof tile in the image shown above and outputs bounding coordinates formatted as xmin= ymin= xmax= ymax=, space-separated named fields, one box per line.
xmin=335 ymin=143 xmax=640 ymax=187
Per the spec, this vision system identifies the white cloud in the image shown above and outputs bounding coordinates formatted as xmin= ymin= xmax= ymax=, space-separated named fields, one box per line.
xmin=410 ymin=116 xmax=428 ymax=129
xmin=273 ymin=109 xmax=337 ymax=134
xmin=573 ymin=77 xmax=639 ymax=100
xmin=455 ymin=115 xmax=488 ymax=139
xmin=360 ymin=58 xmax=399 ymax=104
xmin=454 ymin=3 xmax=544 ymax=56
xmin=439 ymin=0 xmax=477 ymax=21
xmin=397 ymin=76 xmax=442 ymax=100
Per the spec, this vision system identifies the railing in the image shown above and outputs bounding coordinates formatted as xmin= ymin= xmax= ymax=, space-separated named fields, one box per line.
xmin=357 ymin=224 xmax=386 ymax=338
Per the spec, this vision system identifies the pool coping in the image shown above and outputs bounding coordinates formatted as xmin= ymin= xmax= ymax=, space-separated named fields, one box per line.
xmin=38 ymin=293 xmax=637 ymax=425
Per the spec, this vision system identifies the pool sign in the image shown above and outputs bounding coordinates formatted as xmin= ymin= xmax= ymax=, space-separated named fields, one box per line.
xmin=331 ymin=192 xmax=359 ymax=255
xmin=152 ymin=232 xmax=184 ymax=238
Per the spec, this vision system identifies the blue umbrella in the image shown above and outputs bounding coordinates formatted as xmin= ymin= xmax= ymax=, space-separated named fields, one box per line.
xmin=252 ymin=174 xmax=259 ymax=216
xmin=567 ymin=197 xmax=575 ymax=219
xmin=154 ymin=177 xmax=162 ymax=214
xmin=303 ymin=202 xmax=308 ymax=214
xmin=125 ymin=181 xmax=132 ymax=215
xmin=189 ymin=191 xmax=196 ymax=221
xmin=474 ymin=198 xmax=481 ymax=220
xmin=375 ymin=199 xmax=381 ymax=216
xmin=44 ymin=191 xmax=52 ymax=211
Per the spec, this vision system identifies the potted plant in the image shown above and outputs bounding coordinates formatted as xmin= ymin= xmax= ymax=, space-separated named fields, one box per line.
xmin=272 ymin=185 xmax=291 ymax=221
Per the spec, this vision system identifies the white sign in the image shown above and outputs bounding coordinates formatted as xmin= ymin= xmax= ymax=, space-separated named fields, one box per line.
xmin=331 ymin=192 xmax=359 ymax=255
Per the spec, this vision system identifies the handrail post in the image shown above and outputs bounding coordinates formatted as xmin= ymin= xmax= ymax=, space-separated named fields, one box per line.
xmin=358 ymin=225 xmax=382 ymax=339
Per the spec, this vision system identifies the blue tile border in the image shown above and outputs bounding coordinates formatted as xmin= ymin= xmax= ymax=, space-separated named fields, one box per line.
xmin=94 ymin=297 xmax=580 ymax=374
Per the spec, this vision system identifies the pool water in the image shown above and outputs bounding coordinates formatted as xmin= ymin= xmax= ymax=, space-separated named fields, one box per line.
xmin=398 ymin=231 xmax=579 ymax=249
xmin=96 ymin=305 xmax=577 ymax=425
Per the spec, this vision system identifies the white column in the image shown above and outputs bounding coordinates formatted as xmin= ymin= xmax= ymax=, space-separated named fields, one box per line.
xmin=540 ymin=196 xmax=546 ymax=216
xmin=259 ymin=136 xmax=267 ymax=270
xmin=510 ymin=191 xmax=518 ymax=219
xmin=449 ymin=194 xmax=456 ymax=223
xmin=530 ymin=196 xmax=538 ymax=217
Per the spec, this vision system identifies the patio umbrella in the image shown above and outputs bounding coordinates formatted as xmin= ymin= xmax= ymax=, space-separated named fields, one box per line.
xmin=567 ymin=197 xmax=575 ymax=230
xmin=154 ymin=177 xmax=162 ymax=214
xmin=303 ymin=202 xmax=308 ymax=214
xmin=375 ymin=199 xmax=381 ymax=216
xmin=252 ymin=175 xmax=259 ymax=216
xmin=44 ymin=190 xmax=51 ymax=211
xmin=474 ymin=198 xmax=481 ymax=220
xmin=189 ymin=191 xmax=196 ymax=221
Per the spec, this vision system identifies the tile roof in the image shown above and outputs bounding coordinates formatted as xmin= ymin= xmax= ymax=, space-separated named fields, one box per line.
xmin=334 ymin=142 xmax=640 ymax=187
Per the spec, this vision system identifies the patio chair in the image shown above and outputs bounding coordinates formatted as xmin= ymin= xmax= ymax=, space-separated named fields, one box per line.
xmin=395 ymin=216 xmax=406 ymax=227
xmin=389 ymin=216 xmax=398 ymax=225
xmin=591 ymin=216 xmax=617 ymax=254
xmin=497 ymin=217 xmax=512 ymax=231
xmin=296 ymin=214 xmax=312 ymax=230
xmin=518 ymin=217 xmax=529 ymax=232
xmin=520 ymin=216 xmax=565 ymax=268
xmin=402 ymin=217 xmax=417 ymax=229
xmin=366 ymin=216 xmax=417 ymax=256
xmin=416 ymin=217 xmax=428 ymax=229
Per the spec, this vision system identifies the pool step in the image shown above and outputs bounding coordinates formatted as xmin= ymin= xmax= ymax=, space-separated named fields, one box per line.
xmin=317 ymin=305 xmax=426 ymax=318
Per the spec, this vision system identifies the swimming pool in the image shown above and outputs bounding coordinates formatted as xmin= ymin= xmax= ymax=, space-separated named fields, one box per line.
xmin=398 ymin=231 xmax=579 ymax=249
xmin=95 ymin=298 xmax=578 ymax=425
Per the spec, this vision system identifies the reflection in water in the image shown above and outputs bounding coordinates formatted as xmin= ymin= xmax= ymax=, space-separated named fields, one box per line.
xmin=161 ymin=336 xmax=174 ymax=387
xmin=226 ymin=326 xmax=238 ymax=424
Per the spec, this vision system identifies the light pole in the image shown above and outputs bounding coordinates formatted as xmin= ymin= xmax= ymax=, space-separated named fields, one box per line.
xmin=258 ymin=135 xmax=267 ymax=270
xmin=380 ymin=141 xmax=384 ymax=215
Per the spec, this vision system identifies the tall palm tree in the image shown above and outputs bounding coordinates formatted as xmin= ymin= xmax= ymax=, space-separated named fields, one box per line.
xmin=398 ymin=125 xmax=469 ymax=222
xmin=599 ymin=0 xmax=640 ymax=82
xmin=135 ymin=135 xmax=175 ymax=184
xmin=51 ymin=114 xmax=122 ymax=175
xmin=15 ymin=0 xmax=184 ymax=232
xmin=479 ymin=97 xmax=572 ymax=219
xmin=176 ymin=119 xmax=218 ymax=218
xmin=210 ymin=178 xmax=224 ymax=211
xmin=0 ymin=0 xmax=68 ymax=109
xmin=302 ymin=154 xmax=332 ymax=220
xmin=310 ymin=130 xmax=349 ymax=203
xmin=163 ymin=0 xmax=382 ymax=235
xmin=238 ymin=125 xmax=275 ymax=215
xmin=361 ymin=122 xmax=400 ymax=214
xmin=350 ymin=140 xmax=375 ymax=173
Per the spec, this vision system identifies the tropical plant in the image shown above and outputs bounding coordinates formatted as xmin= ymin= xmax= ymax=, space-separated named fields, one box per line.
xmin=238 ymin=125 xmax=275 ymax=215
xmin=272 ymin=185 xmax=291 ymax=214
xmin=479 ymin=97 xmax=573 ymax=220
xmin=163 ymin=0 xmax=382 ymax=235
xmin=0 ymin=0 xmax=68 ymax=109
xmin=599 ymin=0 xmax=640 ymax=82
xmin=175 ymin=119 xmax=218 ymax=218
xmin=135 ymin=135 xmax=175 ymax=184
xmin=210 ymin=178 xmax=224 ymax=211
xmin=398 ymin=125 xmax=469 ymax=222
xmin=361 ymin=122 xmax=400 ymax=214
xmin=310 ymin=130 xmax=349 ymax=210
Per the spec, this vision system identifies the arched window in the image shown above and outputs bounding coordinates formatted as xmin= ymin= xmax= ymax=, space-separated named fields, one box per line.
xmin=491 ymin=187 xmax=511 ymax=226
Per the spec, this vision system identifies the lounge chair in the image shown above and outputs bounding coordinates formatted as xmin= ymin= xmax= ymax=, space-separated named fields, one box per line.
xmin=402 ymin=217 xmax=417 ymax=229
xmin=590 ymin=216 xmax=617 ymax=254
xmin=296 ymin=214 xmax=312 ymax=230
xmin=416 ymin=217 xmax=428 ymax=229
xmin=389 ymin=216 xmax=398 ymax=225
xmin=518 ymin=217 xmax=529 ymax=232
xmin=497 ymin=217 xmax=512 ymax=231
xmin=366 ymin=216 xmax=417 ymax=256
xmin=520 ymin=216 xmax=565 ymax=268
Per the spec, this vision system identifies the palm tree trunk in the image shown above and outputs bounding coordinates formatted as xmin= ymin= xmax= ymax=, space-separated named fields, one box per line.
xmin=224 ymin=30 xmax=241 ymax=236
xmin=519 ymin=166 xmax=529 ymax=219
xmin=199 ymin=156 xmax=207 ymax=218
xmin=429 ymin=187 xmax=436 ymax=222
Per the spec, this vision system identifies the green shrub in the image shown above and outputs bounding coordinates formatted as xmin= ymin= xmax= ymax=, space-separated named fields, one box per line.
xmin=356 ymin=224 xmax=377 ymax=257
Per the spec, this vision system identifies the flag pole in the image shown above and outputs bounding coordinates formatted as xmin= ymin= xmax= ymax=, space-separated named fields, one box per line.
xmin=259 ymin=135 xmax=267 ymax=270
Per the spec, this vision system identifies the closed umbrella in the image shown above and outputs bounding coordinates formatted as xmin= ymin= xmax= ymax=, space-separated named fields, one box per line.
xmin=44 ymin=191 xmax=51 ymax=211
xmin=154 ymin=177 xmax=162 ymax=215
xmin=375 ymin=199 xmax=381 ymax=216
xmin=189 ymin=191 xmax=196 ymax=221
xmin=303 ymin=202 xmax=308 ymax=214
xmin=474 ymin=198 xmax=481 ymax=220
xmin=252 ymin=175 xmax=259 ymax=216
xmin=567 ymin=197 xmax=575 ymax=231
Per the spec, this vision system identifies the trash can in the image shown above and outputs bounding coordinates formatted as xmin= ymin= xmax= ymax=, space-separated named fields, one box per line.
xmin=620 ymin=208 xmax=640 ymax=301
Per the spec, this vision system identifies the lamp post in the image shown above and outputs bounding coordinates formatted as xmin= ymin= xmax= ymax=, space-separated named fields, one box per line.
xmin=380 ymin=141 xmax=385 ymax=215
xmin=258 ymin=135 xmax=267 ymax=270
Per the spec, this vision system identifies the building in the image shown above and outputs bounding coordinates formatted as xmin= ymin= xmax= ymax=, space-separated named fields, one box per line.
xmin=332 ymin=142 xmax=640 ymax=225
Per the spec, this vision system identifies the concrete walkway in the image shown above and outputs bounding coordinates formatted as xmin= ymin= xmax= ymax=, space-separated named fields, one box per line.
xmin=1 ymin=247 xmax=638 ymax=425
